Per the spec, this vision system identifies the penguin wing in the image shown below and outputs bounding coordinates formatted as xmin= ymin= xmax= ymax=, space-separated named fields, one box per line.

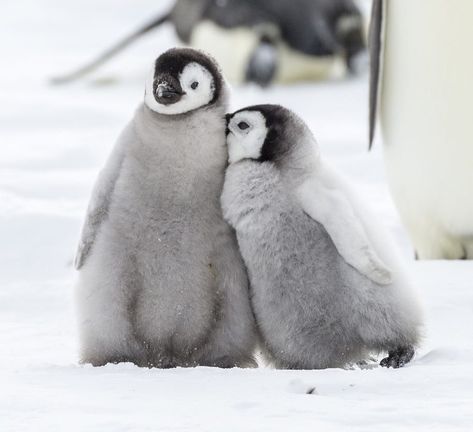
xmin=296 ymin=177 xmax=393 ymax=285
xmin=369 ymin=0 xmax=384 ymax=148
xmin=74 ymin=127 xmax=130 ymax=270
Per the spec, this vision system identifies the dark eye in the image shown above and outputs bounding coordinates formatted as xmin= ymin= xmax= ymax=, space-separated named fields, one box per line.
xmin=238 ymin=121 xmax=250 ymax=130
xmin=191 ymin=81 xmax=199 ymax=90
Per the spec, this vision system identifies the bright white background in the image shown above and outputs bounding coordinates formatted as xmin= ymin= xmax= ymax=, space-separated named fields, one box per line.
xmin=1 ymin=1 xmax=472 ymax=431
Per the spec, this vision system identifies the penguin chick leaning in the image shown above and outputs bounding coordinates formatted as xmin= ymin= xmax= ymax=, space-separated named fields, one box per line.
xmin=221 ymin=104 xmax=423 ymax=369
xmin=74 ymin=48 xmax=256 ymax=368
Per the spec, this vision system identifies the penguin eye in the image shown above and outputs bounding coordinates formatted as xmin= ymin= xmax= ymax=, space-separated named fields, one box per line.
xmin=238 ymin=121 xmax=250 ymax=130
xmin=191 ymin=81 xmax=199 ymax=90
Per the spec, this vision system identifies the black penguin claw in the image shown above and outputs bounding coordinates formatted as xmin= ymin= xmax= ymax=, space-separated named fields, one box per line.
xmin=380 ymin=346 xmax=415 ymax=368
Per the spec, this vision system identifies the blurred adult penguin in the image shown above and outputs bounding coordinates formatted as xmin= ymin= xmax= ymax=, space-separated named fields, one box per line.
xmin=194 ymin=0 xmax=366 ymax=84
xmin=52 ymin=0 xmax=366 ymax=86
xmin=370 ymin=0 xmax=473 ymax=259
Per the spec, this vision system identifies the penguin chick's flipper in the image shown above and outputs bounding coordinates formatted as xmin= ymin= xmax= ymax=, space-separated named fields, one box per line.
xmin=380 ymin=346 xmax=415 ymax=368
xmin=245 ymin=38 xmax=278 ymax=87
xmin=50 ymin=10 xmax=172 ymax=84
xmin=74 ymin=129 xmax=128 ymax=269
xmin=296 ymin=178 xmax=393 ymax=285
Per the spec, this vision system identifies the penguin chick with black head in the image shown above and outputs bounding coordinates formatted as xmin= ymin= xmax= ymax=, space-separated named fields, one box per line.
xmin=74 ymin=48 xmax=256 ymax=368
xmin=221 ymin=104 xmax=423 ymax=369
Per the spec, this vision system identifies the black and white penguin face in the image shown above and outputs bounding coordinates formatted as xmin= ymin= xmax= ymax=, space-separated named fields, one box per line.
xmin=226 ymin=104 xmax=293 ymax=164
xmin=145 ymin=48 xmax=223 ymax=115
xmin=226 ymin=110 xmax=268 ymax=163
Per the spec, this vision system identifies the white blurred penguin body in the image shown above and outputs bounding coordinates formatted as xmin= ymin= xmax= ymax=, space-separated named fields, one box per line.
xmin=370 ymin=0 xmax=473 ymax=259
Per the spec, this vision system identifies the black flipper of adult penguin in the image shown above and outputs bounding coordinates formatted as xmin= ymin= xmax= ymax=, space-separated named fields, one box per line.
xmin=368 ymin=0 xmax=383 ymax=148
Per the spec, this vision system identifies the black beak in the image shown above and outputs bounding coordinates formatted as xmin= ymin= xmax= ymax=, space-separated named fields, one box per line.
xmin=155 ymin=79 xmax=184 ymax=105
xmin=225 ymin=114 xmax=232 ymax=135
xmin=158 ymin=88 xmax=180 ymax=98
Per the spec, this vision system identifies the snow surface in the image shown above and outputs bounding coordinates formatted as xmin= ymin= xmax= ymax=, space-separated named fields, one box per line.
xmin=1 ymin=1 xmax=472 ymax=431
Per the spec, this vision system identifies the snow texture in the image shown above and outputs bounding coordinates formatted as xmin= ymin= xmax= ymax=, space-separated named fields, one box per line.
xmin=1 ymin=1 xmax=472 ymax=431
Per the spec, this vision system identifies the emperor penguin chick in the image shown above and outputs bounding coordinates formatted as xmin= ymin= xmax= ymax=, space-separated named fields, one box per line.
xmin=74 ymin=48 xmax=256 ymax=368
xmin=222 ymin=105 xmax=422 ymax=369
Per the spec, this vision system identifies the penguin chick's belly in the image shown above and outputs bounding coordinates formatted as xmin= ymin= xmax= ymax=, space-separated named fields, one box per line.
xmin=135 ymin=225 xmax=221 ymax=352
xmin=107 ymin=177 xmax=224 ymax=353
xmin=242 ymin=207 xmax=374 ymax=366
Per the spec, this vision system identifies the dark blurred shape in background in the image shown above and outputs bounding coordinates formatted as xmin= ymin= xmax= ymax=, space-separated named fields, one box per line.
xmin=52 ymin=0 xmax=366 ymax=86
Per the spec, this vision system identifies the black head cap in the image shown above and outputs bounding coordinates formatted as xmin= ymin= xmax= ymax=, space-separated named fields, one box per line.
xmin=153 ymin=48 xmax=223 ymax=106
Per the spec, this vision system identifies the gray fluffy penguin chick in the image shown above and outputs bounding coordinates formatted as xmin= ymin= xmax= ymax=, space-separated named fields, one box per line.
xmin=74 ymin=48 xmax=256 ymax=368
xmin=221 ymin=104 xmax=423 ymax=369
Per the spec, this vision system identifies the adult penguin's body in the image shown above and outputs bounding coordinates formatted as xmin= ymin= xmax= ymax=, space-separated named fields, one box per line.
xmin=52 ymin=0 xmax=365 ymax=86
xmin=369 ymin=0 xmax=473 ymax=259
xmin=74 ymin=48 xmax=256 ymax=368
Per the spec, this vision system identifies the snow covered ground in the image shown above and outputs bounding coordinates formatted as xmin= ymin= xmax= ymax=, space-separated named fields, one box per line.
xmin=1 ymin=1 xmax=472 ymax=431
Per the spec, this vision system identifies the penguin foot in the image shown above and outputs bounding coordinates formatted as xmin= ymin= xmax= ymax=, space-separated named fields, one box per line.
xmin=380 ymin=346 xmax=415 ymax=368
xmin=147 ymin=353 xmax=176 ymax=369
xmin=81 ymin=352 xmax=148 ymax=367
xmin=201 ymin=355 xmax=254 ymax=369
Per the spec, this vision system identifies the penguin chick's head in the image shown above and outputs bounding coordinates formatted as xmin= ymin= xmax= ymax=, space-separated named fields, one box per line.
xmin=145 ymin=48 xmax=224 ymax=115
xmin=226 ymin=104 xmax=317 ymax=165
